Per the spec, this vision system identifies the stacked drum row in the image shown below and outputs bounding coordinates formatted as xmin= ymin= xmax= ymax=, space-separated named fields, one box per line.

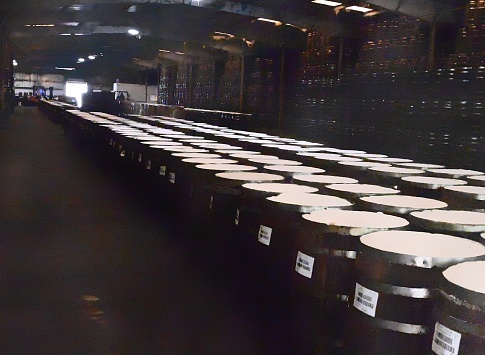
xmin=40 ymin=99 xmax=485 ymax=354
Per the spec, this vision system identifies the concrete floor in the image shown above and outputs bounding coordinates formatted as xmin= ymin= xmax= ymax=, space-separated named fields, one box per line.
xmin=0 ymin=107 xmax=306 ymax=354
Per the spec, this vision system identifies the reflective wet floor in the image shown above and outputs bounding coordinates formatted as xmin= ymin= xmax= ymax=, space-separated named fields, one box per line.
xmin=0 ymin=107 xmax=293 ymax=354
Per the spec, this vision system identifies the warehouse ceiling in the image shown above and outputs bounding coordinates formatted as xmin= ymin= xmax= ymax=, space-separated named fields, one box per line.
xmin=1 ymin=0 xmax=464 ymax=76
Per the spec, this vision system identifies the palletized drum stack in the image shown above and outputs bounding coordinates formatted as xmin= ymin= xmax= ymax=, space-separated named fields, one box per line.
xmin=348 ymin=231 xmax=485 ymax=355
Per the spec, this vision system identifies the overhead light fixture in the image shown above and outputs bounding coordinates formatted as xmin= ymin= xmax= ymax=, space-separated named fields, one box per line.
xmin=77 ymin=58 xmax=85 ymax=63
xmin=363 ymin=10 xmax=381 ymax=17
xmin=88 ymin=55 xmax=96 ymax=60
xmin=158 ymin=49 xmax=171 ymax=53
xmin=74 ymin=33 xmax=85 ymax=36
xmin=346 ymin=5 xmax=373 ymax=12
xmin=55 ymin=67 xmax=76 ymax=71
xmin=257 ymin=18 xmax=282 ymax=26
xmin=13 ymin=60 xmax=18 ymax=66
xmin=59 ymin=33 xmax=72 ymax=36
xmin=175 ymin=52 xmax=185 ymax=55
xmin=25 ymin=24 xmax=55 ymax=27
xmin=128 ymin=29 xmax=140 ymax=36
xmin=311 ymin=0 xmax=342 ymax=6
xmin=214 ymin=31 xmax=235 ymax=38
xmin=127 ymin=5 xmax=137 ymax=12
xmin=62 ymin=22 xmax=79 ymax=26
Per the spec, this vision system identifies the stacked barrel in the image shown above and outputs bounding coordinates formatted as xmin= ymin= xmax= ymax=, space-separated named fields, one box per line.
xmin=39 ymin=99 xmax=485 ymax=354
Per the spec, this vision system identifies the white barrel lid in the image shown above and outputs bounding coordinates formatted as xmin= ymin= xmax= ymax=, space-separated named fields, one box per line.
xmin=292 ymin=141 xmax=324 ymax=147
xmin=263 ymin=165 xmax=325 ymax=174
xmin=215 ymin=149 xmax=260 ymax=155
xmin=443 ymin=261 xmax=485 ymax=294
xmin=248 ymin=158 xmax=302 ymax=165
xmin=343 ymin=153 xmax=388 ymax=159
xmin=268 ymin=192 xmax=352 ymax=208
xmin=369 ymin=166 xmax=425 ymax=176
xmin=292 ymin=174 xmax=359 ymax=185
xmin=182 ymin=139 xmax=218 ymax=143
xmin=326 ymin=183 xmax=399 ymax=195
xmin=296 ymin=152 xmax=342 ymax=159
xmin=195 ymin=164 xmax=257 ymax=172
xmin=427 ymin=168 xmax=485 ymax=178
xmin=368 ymin=157 xmax=414 ymax=163
xmin=261 ymin=144 xmax=304 ymax=151
xmin=303 ymin=210 xmax=408 ymax=229
xmin=361 ymin=231 xmax=485 ymax=258
xmin=138 ymin=136 xmax=173 ymax=141
xmin=242 ymin=183 xmax=318 ymax=194
xmin=338 ymin=161 xmax=391 ymax=169
xmin=443 ymin=185 xmax=485 ymax=199
xmin=147 ymin=142 xmax=185 ymax=148
xmin=182 ymin=158 xmax=238 ymax=164
xmin=322 ymin=148 xmax=366 ymax=154
xmin=401 ymin=176 xmax=468 ymax=188
xmin=361 ymin=195 xmax=448 ymax=209
xmin=230 ymin=153 xmax=279 ymax=160
xmin=172 ymin=153 xmax=221 ymax=158
xmin=215 ymin=172 xmax=284 ymax=183
xmin=395 ymin=162 xmax=445 ymax=169
xmin=163 ymin=147 xmax=209 ymax=153
xmin=313 ymin=155 xmax=362 ymax=162
xmin=197 ymin=144 xmax=244 ymax=150
xmin=238 ymin=139 xmax=277 ymax=144
xmin=411 ymin=210 xmax=485 ymax=227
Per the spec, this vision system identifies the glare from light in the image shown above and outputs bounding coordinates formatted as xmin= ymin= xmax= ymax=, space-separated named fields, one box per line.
xmin=66 ymin=81 xmax=88 ymax=108
xmin=127 ymin=5 xmax=137 ymax=12
xmin=78 ymin=58 xmax=85 ymax=63
xmin=214 ymin=31 xmax=235 ymax=38
xmin=88 ymin=55 xmax=96 ymax=60
xmin=13 ymin=60 xmax=18 ymax=66
xmin=25 ymin=24 xmax=55 ymax=27
xmin=346 ymin=5 xmax=373 ymax=12
xmin=158 ymin=49 xmax=171 ymax=53
xmin=128 ymin=29 xmax=140 ymax=36
xmin=311 ymin=0 xmax=342 ymax=6
xmin=257 ymin=18 xmax=282 ymax=26
xmin=55 ymin=67 xmax=76 ymax=71
xmin=63 ymin=22 xmax=79 ymax=26
xmin=175 ymin=52 xmax=185 ymax=55
xmin=74 ymin=33 xmax=85 ymax=36
xmin=59 ymin=33 xmax=72 ymax=36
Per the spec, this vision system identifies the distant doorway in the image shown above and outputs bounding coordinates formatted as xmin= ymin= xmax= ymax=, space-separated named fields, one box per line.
xmin=65 ymin=81 xmax=88 ymax=108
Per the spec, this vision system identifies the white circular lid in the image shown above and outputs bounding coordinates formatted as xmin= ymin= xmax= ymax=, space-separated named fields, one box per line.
xmin=195 ymin=164 xmax=257 ymax=171
xmin=443 ymin=261 xmax=485 ymax=294
xmin=368 ymin=157 xmax=414 ymax=163
xmin=313 ymin=155 xmax=362 ymax=162
xmin=215 ymin=172 xmax=284 ymax=182
xmin=322 ymin=148 xmax=366 ymax=154
xmin=344 ymin=153 xmax=388 ymax=159
xmin=338 ymin=161 xmax=391 ymax=168
xmin=242 ymin=183 xmax=318 ymax=194
xmin=369 ymin=166 xmax=425 ymax=175
xmin=396 ymin=162 xmax=445 ymax=169
xmin=197 ymin=144 xmax=243 ymax=150
xmin=361 ymin=195 xmax=448 ymax=209
xmin=172 ymin=153 xmax=221 ymax=158
xmin=292 ymin=174 xmax=359 ymax=185
xmin=296 ymin=152 xmax=342 ymax=159
xmin=148 ymin=142 xmax=184 ymax=148
xmin=216 ymin=150 xmax=260 ymax=155
xmin=303 ymin=210 xmax=408 ymax=228
xmin=411 ymin=210 xmax=485 ymax=226
xmin=230 ymin=153 xmax=279 ymax=160
xmin=401 ymin=176 xmax=468 ymax=187
xmin=444 ymin=185 xmax=485 ymax=198
xmin=267 ymin=193 xmax=352 ymax=208
xmin=264 ymin=165 xmax=325 ymax=174
xmin=361 ymin=231 xmax=485 ymax=258
xmin=248 ymin=158 xmax=302 ymax=165
xmin=182 ymin=158 xmax=238 ymax=164
xmin=469 ymin=175 xmax=485 ymax=183
xmin=326 ymin=183 xmax=399 ymax=195
xmin=163 ymin=147 xmax=208 ymax=153
xmin=427 ymin=168 xmax=484 ymax=177
xmin=261 ymin=144 xmax=304 ymax=151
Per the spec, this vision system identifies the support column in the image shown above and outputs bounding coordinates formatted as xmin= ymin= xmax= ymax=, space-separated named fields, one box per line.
xmin=278 ymin=47 xmax=286 ymax=129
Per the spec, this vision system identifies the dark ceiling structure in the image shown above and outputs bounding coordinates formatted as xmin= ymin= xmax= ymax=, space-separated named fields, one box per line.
xmin=1 ymin=0 xmax=464 ymax=75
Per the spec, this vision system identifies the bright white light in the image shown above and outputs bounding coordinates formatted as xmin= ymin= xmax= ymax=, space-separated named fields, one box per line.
xmin=346 ymin=5 xmax=373 ymax=12
xmin=55 ymin=67 xmax=76 ymax=71
xmin=59 ymin=33 xmax=72 ymax=36
xmin=128 ymin=29 xmax=140 ymax=36
xmin=13 ymin=60 xmax=18 ymax=66
xmin=66 ymin=81 xmax=88 ymax=108
xmin=127 ymin=5 xmax=137 ymax=12
xmin=158 ymin=49 xmax=171 ymax=53
xmin=63 ymin=22 xmax=79 ymax=26
xmin=257 ymin=18 xmax=282 ymax=26
xmin=312 ymin=0 xmax=342 ymax=6
xmin=175 ymin=52 xmax=185 ymax=55
xmin=214 ymin=31 xmax=235 ymax=38
xmin=88 ymin=55 xmax=96 ymax=60
xmin=78 ymin=58 xmax=85 ymax=63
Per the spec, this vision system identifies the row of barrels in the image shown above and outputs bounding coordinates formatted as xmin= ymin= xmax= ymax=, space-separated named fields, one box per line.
xmin=41 ymin=100 xmax=485 ymax=354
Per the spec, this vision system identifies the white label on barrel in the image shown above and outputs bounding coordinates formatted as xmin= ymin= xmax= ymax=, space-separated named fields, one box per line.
xmin=258 ymin=225 xmax=272 ymax=246
xmin=138 ymin=153 xmax=142 ymax=163
xmin=353 ymin=283 xmax=379 ymax=317
xmin=169 ymin=172 xmax=176 ymax=184
xmin=159 ymin=166 xmax=167 ymax=176
xmin=295 ymin=251 xmax=314 ymax=278
xmin=235 ymin=209 xmax=240 ymax=225
xmin=432 ymin=322 xmax=461 ymax=355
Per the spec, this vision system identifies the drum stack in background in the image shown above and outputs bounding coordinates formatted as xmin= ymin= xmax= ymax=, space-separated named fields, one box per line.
xmin=40 ymin=99 xmax=485 ymax=354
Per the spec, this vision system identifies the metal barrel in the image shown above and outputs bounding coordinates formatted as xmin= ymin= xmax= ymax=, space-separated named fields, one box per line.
xmin=323 ymin=183 xmax=400 ymax=204
xmin=293 ymin=210 xmax=409 ymax=354
xmin=291 ymin=174 xmax=359 ymax=192
xmin=399 ymin=176 xmax=468 ymax=200
xmin=349 ymin=231 xmax=485 ymax=355
xmin=441 ymin=186 xmax=485 ymax=212
xmin=433 ymin=260 xmax=485 ymax=354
